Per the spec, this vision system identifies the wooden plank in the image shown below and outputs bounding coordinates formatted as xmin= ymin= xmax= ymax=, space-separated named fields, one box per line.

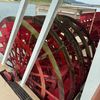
xmin=0 ymin=75 xmax=19 ymax=100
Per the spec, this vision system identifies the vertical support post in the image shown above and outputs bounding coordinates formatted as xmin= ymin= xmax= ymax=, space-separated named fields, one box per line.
xmin=81 ymin=41 xmax=100 ymax=100
xmin=89 ymin=9 xmax=96 ymax=34
xmin=1 ymin=0 xmax=28 ymax=65
xmin=20 ymin=0 xmax=63 ymax=86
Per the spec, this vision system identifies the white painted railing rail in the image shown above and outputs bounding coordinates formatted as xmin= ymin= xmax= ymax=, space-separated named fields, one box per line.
xmin=1 ymin=0 xmax=28 ymax=65
xmin=20 ymin=0 xmax=63 ymax=86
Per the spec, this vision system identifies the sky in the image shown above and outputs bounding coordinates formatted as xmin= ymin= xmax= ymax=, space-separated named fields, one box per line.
xmin=76 ymin=0 xmax=100 ymax=11
xmin=0 ymin=2 xmax=36 ymax=21
xmin=76 ymin=0 xmax=100 ymax=5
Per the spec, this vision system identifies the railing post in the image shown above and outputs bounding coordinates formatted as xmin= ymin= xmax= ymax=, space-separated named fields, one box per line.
xmin=1 ymin=0 xmax=28 ymax=65
xmin=20 ymin=0 xmax=63 ymax=86
xmin=81 ymin=41 xmax=100 ymax=100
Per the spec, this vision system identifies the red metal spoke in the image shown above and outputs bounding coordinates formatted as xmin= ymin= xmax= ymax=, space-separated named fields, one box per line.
xmin=35 ymin=60 xmax=46 ymax=97
xmin=30 ymin=79 xmax=59 ymax=100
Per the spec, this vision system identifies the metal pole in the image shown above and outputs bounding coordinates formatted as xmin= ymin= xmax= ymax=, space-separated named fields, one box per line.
xmin=1 ymin=0 xmax=28 ymax=65
xmin=89 ymin=9 xmax=96 ymax=34
xmin=20 ymin=0 xmax=63 ymax=87
xmin=81 ymin=41 xmax=100 ymax=100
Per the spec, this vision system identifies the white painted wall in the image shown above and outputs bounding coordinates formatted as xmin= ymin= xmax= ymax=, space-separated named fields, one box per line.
xmin=0 ymin=2 xmax=36 ymax=21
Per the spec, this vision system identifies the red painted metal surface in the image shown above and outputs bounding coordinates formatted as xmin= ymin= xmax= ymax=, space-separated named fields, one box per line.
xmin=80 ymin=12 xmax=100 ymax=47
xmin=0 ymin=15 xmax=96 ymax=100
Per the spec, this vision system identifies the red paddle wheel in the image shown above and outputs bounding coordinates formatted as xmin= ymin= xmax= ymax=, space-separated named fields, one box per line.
xmin=0 ymin=15 xmax=96 ymax=100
